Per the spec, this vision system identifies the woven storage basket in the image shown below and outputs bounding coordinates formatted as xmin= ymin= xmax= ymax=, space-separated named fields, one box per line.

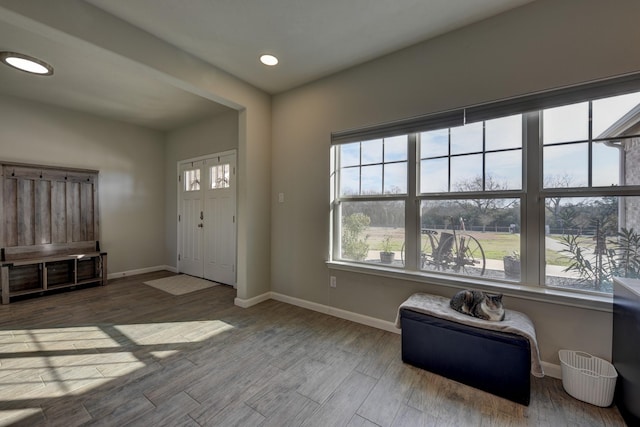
xmin=559 ymin=350 xmax=617 ymax=407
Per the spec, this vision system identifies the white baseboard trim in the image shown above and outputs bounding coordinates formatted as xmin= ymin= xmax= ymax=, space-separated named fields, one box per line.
xmin=235 ymin=291 xmax=562 ymax=375
xmin=270 ymin=292 xmax=400 ymax=334
xmin=541 ymin=361 xmax=562 ymax=379
xmin=234 ymin=292 xmax=272 ymax=308
xmin=108 ymin=265 xmax=175 ymax=280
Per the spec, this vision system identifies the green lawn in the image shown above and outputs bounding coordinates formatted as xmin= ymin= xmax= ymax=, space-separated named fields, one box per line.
xmin=546 ymin=249 xmax=572 ymax=267
xmin=470 ymin=232 xmax=519 ymax=260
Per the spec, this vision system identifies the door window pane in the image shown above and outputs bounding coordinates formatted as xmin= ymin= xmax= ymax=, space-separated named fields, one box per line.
xmin=210 ymin=164 xmax=230 ymax=189
xmin=184 ymin=169 xmax=200 ymax=192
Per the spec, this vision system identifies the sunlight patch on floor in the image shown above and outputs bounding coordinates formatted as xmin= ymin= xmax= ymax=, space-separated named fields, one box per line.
xmin=8 ymin=326 xmax=121 ymax=351
xmin=114 ymin=320 xmax=234 ymax=345
xmin=149 ymin=350 xmax=180 ymax=359
xmin=0 ymin=320 xmax=234 ymax=407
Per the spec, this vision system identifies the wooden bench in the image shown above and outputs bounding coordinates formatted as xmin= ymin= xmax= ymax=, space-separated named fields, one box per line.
xmin=0 ymin=241 xmax=107 ymax=304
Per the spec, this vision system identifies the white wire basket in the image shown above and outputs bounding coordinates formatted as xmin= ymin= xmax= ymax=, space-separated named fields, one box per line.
xmin=559 ymin=350 xmax=618 ymax=407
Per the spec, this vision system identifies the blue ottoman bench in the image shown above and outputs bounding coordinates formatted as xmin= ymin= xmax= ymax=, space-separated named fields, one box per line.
xmin=396 ymin=293 xmax=544 ymax=406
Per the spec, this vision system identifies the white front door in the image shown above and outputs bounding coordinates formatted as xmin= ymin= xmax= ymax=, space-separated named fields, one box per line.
xmin=178 ymin=152 xmax=237 ymax=286
xmin=204 ymin=153 xmax=236 ymax=285
xmin=179 ymin=161 xmax=205 ymax=277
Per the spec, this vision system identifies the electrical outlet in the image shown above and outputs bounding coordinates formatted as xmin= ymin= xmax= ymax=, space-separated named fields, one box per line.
xmin=330 ymin=276 xmax=337 ymax=288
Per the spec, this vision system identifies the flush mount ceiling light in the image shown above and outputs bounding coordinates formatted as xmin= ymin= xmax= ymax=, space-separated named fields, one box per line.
xmin=0 ymin=51 xmax=54 ymax=76
xmin=259 ymin=54 xmax=278 ymax=66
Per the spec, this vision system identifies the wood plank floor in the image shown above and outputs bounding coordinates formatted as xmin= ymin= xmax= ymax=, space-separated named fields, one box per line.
xmin=0 ymin=271 xmax=627 ymax=426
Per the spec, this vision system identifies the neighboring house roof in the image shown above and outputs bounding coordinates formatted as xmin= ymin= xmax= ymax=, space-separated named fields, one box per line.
xmin=593 ymin=102 xmax=640 ymax=189
xmin=596 ymin=103 xmax=640 ymax=140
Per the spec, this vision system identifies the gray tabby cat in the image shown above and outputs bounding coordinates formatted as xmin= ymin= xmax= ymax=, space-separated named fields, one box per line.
xmin=450 ymin=290 xmax=505 ymax=321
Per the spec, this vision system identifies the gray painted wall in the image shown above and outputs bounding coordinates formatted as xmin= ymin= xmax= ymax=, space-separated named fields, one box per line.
xmin=0 ymin=95 xmax=166 ymax=274
xmin=270 ymin=0 xmax=640 ymax=365
xmin=0 ymin=93 xmax=242 ymax=285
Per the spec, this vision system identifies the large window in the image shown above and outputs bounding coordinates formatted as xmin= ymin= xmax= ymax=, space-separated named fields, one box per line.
xmin=331 ymin=78 xmax=640 ymax=295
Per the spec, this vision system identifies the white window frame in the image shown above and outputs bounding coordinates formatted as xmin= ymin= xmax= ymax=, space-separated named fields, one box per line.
xmin=330 ymin=73 xmax=640 ymax=303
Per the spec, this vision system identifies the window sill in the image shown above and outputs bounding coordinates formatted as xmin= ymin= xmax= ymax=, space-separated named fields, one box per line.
xmin=326 ymin=261 xmax=613 ymax=313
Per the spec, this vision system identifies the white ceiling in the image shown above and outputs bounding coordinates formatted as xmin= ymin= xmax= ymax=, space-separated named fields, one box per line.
xmin=0 ymin=19 xmax=231 ymax=131
xmin=0 ymin=0 xmax=534 ymax=131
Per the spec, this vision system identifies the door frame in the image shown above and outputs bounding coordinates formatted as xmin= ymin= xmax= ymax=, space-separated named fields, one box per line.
xmin=177 ymin=149 xmax=238 ymax=284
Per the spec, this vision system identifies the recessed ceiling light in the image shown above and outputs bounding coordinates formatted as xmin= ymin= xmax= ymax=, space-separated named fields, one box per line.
xmin=0 ymin=51 xmax=54 ymax=76
xmin=259 ymin=54 xmax=278 ymax=66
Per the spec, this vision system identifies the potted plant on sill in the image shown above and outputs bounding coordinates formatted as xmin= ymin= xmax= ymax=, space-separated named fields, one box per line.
xmin=503 ymin=250 xmax=520 ymax=279
xmin=380 ymin=235 xmax=396 ymax=264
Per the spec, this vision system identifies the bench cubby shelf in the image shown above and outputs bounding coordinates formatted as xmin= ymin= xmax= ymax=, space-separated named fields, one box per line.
xmin=1 ymin=251 xmax=107 ymax=304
